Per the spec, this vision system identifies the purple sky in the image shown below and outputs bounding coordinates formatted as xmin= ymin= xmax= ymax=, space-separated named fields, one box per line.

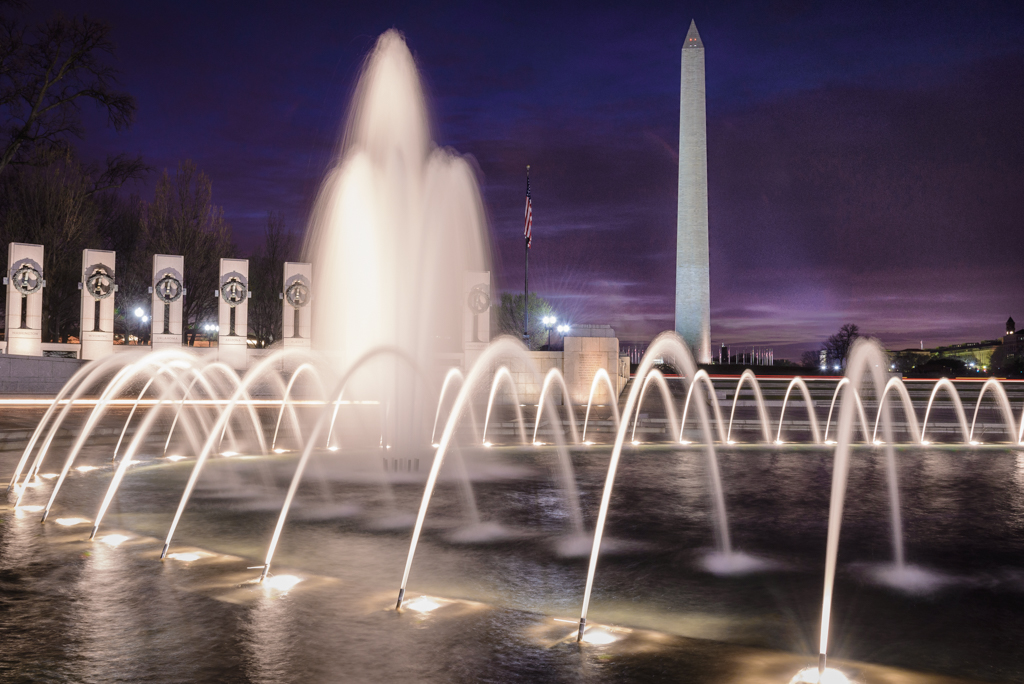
xmin=36 ymin=1 xmax=1024 ymax=358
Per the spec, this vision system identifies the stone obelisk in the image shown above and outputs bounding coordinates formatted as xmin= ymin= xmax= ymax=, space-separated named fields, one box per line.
xmin=674 ymin=20 xmax=711 ymax=363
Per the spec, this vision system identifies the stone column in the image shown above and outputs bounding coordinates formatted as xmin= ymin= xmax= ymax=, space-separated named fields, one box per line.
xmin=218 ymin=258 xmax=249 ymax=369
xmin=151 ymin=254 xmax=185 ymax=351
xmin=282 ymin=262 xmax=312 ymax=350
xmin=5 ymin=243 xmax=45 ymax=356
xmin=80 ymin=249 xmax=116 ymax=360
xmin=462 ymin=271 xmax=491 ymax=370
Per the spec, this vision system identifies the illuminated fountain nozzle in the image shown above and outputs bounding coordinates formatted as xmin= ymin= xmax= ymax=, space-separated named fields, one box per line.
xmin=789 ymin=666 xmax=850 ymax=684
xmin=580 ymin=628 xmax=618 ymax=645
xmin=404 ymin=596 xmax=442 ymax=612
xmin=263 ymin=574 xmax=302 ymax=592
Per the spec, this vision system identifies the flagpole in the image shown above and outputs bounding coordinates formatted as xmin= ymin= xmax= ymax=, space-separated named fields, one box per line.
xmin=523 ymin=165 xmax=530 ymax=346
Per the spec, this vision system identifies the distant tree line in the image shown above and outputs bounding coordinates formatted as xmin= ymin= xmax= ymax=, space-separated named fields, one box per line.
xmin=801 ymin=323 xmax=860 ymax=371
xmin=0 ymin=8 xmax=295 ymax=347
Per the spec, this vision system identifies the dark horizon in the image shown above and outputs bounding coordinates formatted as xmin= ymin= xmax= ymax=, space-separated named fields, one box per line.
xmin=32 ymin=0 xmax=1024 ymax=359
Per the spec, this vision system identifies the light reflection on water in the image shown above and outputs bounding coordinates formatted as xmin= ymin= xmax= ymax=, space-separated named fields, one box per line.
xmin=1 ymin=444 xmax=1023 ymax=682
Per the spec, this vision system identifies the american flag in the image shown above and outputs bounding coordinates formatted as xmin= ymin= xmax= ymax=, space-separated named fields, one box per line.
xmin=524 ymin=171 xmax=533 ymax=248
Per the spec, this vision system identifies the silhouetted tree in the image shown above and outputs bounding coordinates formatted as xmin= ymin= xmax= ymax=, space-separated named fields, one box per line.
xmin=248 ymin=212 xmax=295 ymax=348
xmin=496 ymin=292 xmax=554 ymax=351
xmin=800 ymin=349 xmax=821 ymax=369
xmin=823 ymin=323 xmax=859 ymax=370
xmin=145 ymin=161 xmax=233 ymax=345
xmin=0 ymin=12 xmax=142 ymax=181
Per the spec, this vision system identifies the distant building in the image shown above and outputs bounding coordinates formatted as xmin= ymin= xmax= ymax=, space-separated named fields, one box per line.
xmin=891 ymin=317 xmax=1019 ymax=374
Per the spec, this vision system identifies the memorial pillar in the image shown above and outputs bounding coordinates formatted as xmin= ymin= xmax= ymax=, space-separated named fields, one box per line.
xmin=282 ymin=262 xmax=312 ymax=351
xmin=218 ymin=258 xmax=249 ymax=369
xmin=151 ymin=254 xmax=185 ymax=351
xmin=80 ymin=249 xmax=116 ymax=360
xmin=462 ymin=271 xmax=491 ymax=370
xmin=5 ymin=243 xmax=45 ymax=356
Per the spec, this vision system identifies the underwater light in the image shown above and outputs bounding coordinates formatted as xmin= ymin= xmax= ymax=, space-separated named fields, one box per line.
xmin=100 ymin=534 xmax=130 ymax=547
xmin=75 ymin=465 xmax=97 ymax=472
xmin=273 ymin=448 xmax=287 ymax=454
xmin=167 ymin=552 xmax=202 ymax=562
xmin=327 ymin=446 xmax=339 ymax=452
xmin=581 ymin=628 xmax=617 ymax=645
xmin=483 ymin=441 xmax=492 ymax=447
xmin=727 ymin=440 xmax=736 ymax=445
xmin=789 ymin=667 xmax=850 ymax=684
xmin=55 ymin=518 xmax=89 ymax=526
xmin=969 ymin=440 xmax=980 ymax=445
xmin=583 ymin=441 xmax=595 ymax=446
xmin=873 ymin=440 xmax=883 ymax=446
xmin=533 ymin=441 xmax=544 ymax=446
xmin=264 ymin=574 xmax=302 ymax=591
xmin=679 ymin=440 xmax=691 ymax=445
xmin=631 ymin=440 xmax=640 ymax=446
xmin=40 ymin=473 xmax=58 ymax=479
xmin=775 ymin=439 xmax=784 ymax=445
xmin=431 ymin=443 xmax=440 ymax=448
xmin=920 ymin=440 xmax=930 ymax=446
xmin=824 ymin=440 xmax=836 ymax=445
xmin=166 ymin=455 xmax=186 ymax=462
xmin=220 ymin=451 xmax=238 ymax=457
xmin=404 ymin=596 xmax=441 ymax=613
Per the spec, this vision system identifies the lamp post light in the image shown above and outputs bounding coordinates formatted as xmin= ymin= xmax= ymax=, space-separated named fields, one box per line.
xmin=555 ymin=324 xmax=570 ymax=349
xmin=133 ymin=306 xmax=147 ymax=345
xmin=542 ymin=315 xmax=556 ymax=349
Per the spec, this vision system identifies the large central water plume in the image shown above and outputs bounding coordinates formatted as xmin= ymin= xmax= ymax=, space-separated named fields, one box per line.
xmin=303 ymin=31 xmax=491 ymax=445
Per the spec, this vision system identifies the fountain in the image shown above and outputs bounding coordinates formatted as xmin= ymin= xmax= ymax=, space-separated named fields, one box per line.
xmin=4 ymin=29 xmax=1024 ymax=684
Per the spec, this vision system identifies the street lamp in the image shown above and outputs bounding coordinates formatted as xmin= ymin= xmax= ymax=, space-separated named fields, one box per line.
xmin=133 ymin=306 xmax=147 ymax=345
xmin=557 ymin=324 xmax=570 ymax=335
xmin=542 ymin=315 xmax=556 ymax=349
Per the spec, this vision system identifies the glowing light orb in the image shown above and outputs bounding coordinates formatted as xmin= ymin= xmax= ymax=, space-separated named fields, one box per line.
xmin=40 ymin=473 xmax=58 ymax=479
xmin=679 ymin=440 xmax=691 ymax=445
xmin=166 ymin=455 xmax=186 ymax=462
xmin=483 ymin=442 xmax=492 ymax=447
xmin=167 ymin=552 xmax=202 ymax=562
xmin=327 ymin=446 xmax=339 ymax=452
xmin=824 ymin=440 xmax=836 ymax=445
xmin=631 ymin=440 xmax=640 ymax=446
xmin=581 ymin=628 xmax=617 ymax=645
xmin=431 ymin=443 xmax=440 ymax=448
xmin=727 ymin=440 xmax=736 ymax=445
xmin=75 ymin=465 xmax=97 ymax=473
xmin=404 ymin=596 xmax=441 ymax=612
xmin=920 ymin=440 xmax=930 ymax=446
xmin=873 ymin=440 xmax=883 ymax=446
xmin=775 ymin=440 xmax=784 ymax=445
xmin=583 ymin=441 xmax=595 ymax=446
xmin=789 ymin=667 xmax=851 ymax=684
xmin=55 ymin=518 xmax=89 ymax=526
xmin=263 ymin=574 xmax=302 ymax=591
xmin=17 ymin=505 xmax=44 ymax=512
xmin=533 ymin=441 xmax=545 ymax=447
xmin=220 ymin=451 xmax=238 ymax=457
xmin=273 ymin=448 xmax=287 ymax=454
xmin=100 ymin=534 xmax=130 ymax=547
xmin=969 ymin=440 xmax=980 ymax=446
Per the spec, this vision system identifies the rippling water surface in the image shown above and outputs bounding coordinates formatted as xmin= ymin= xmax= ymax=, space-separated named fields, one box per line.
xmin=2 ymin=444 xmax=1023 ymax=683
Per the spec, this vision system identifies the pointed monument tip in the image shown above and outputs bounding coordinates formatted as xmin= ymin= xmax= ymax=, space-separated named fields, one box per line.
xmin=685 ymin=20 xmax=703 ymax=49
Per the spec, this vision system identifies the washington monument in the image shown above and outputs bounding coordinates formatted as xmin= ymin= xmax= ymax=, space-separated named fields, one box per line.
xmin=674 ymin=20 xmax=711 ymax=363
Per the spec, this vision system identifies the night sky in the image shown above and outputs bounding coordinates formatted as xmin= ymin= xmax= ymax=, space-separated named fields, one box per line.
xmin=33 ymin=0 xmax=1024 ymax=358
